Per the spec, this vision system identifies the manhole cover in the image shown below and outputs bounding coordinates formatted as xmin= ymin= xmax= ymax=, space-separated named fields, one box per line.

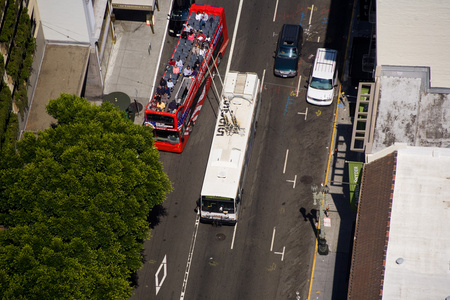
xmin=216 ymin=233 xmax=226 ymax=241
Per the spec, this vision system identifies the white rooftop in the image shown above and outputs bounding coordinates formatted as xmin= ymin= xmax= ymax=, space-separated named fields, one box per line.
xmin=376 ymin=0 xmax=450 ymax=88
xmin=313 ymin=48 xmax=337 ymax=80
xmin=382 ymin=146 xmax=450 ymax=299
xmin=37 ymin=0 xmax=90 ymax=44
xmin=201 ymin=72 xmax=259 ymax=199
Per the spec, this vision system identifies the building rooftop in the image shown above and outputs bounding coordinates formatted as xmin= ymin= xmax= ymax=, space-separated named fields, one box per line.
xmin=350 ymin=145 xmax=450 ymax=299
xmin=37 ymin=0 xmax=90 ymax=44
xmin=370 ymin=69 xmax=450 ymax=154
xmin=25 ymin=44 xmax=89 ymax=132
xmin=347 ymin=152 xmax=395 ymax=300
xmin=384 ymin=146 xmax=450 ymax=299
xmin=376 ymin=0 xmax=450 ymax=88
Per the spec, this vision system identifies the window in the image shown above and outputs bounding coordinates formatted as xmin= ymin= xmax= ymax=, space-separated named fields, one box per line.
xmin=278 ymin=46 xmax=297 ymax=58
xmin=146 ymin=113 xmax=175 ymax=126
xmin=202 ymin=197 xmax=235 ymax=213
xmin=154 ymin=129 xmax=180 ymax=144
xmin=310 ymin=77 xmax=333 ymax=90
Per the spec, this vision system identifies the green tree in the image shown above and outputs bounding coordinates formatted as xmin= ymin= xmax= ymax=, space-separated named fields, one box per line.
xmin=0 ymin=94 xmax=172 ymax=299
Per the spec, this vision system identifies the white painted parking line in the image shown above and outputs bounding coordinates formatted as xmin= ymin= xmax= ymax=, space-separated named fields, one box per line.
xmin=270 ymin=226 xmax=276 ymax=252
xmin=298 ymin=107 xmax=308 ymax=120
xmin=283 ymin=149 xmax=289 ymax=174
xmin=273 ymin=0 xmax=280 ymax=22
xmin=286 ymin=174 xmax=297 ymax=188
xmin=274 ymin=246 xmax=285 ymax=261
xmin=296 ymin=75 xmax=302 ymax=97
xmin=309 ymin=4 xmax=314 ymax=25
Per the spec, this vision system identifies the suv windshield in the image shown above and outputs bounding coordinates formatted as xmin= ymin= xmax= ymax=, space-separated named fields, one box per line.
xmin=154 ymin=129 xmax=180 ymax=144
xmin=310 ymin=77 xmax=333 ymax=90
xmin=170 ymin=9 xmax=188 ymax=21
xmin=278 ymin=46 xmax=297 ymax=58
xmin=202 ymin=197 xmax=235 ymax=213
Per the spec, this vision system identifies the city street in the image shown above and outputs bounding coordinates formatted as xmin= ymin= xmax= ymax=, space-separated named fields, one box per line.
xmin=103 ymin=0 xmax=356 ymax=299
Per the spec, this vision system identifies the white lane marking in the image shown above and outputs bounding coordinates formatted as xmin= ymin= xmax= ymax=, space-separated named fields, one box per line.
xmin=155 ymin=255 xmax=167 ymax=295
xmin=317 ymin=36 xmax=320 ymax=43
xmin=150 ymin=5 xmax=171 ymax=100
xmin=231 ymin=222 xmax=238 ymax=249
xmin=296 ymin=75 xmax=302 ymax=97
xmin=273 ymin=0 xmax=280 ymax=22
xmin=270 ymin=227 xmax=276 ymax=252
xmin=309 ymin=4 xmax=314 ymax=25
xmin=274 ymin=246 xmax=286 ymax=261
xmin=260 ymin=69 xmax=266 ymax=94
xmin=225 ymin=0 xmax=245 ymax=77
xmin=286 ymin=175 xmax=297 ymax=188
xmin=226 ymin=0 xmax=245 ymax=251
xmin=283 ymin=149 xmax=289 ymax=174
xmin=298 ymin=107 xmax=308 ymax=120
xmin=180 ymin=216 xmax=200 ymax=300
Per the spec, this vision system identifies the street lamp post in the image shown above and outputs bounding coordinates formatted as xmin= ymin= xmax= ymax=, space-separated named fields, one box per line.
xmin=311 ymin=184 xmax=329 ymax=255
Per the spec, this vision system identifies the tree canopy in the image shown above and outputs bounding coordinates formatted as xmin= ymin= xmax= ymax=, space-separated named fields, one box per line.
xmin=0 ymin=94 xmax=172 ymax=299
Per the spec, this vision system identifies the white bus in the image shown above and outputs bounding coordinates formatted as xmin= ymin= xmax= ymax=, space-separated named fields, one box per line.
xmin=199 ymin=71 xmax=260 ymax=225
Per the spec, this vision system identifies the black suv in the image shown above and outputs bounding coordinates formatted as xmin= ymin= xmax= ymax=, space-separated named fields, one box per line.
xmin=168 ymin=0 xmax=195 ymax=37
xmin=274 ymin=24 xmax=303 ymax=77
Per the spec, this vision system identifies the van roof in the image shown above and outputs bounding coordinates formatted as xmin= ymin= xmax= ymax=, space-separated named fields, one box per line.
xmin=312 ymin=48 xmax=337 ymax=79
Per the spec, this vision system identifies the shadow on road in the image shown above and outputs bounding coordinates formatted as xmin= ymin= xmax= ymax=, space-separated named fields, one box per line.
xmin=299 ymin=207 xmax=318 ymax=236
xmin=147 ymin=204 xmax=168 ymax=229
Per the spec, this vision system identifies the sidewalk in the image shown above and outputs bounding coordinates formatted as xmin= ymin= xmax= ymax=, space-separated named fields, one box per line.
xmin=308 ymin=0 xmax=370 ymax=298
xmin=103 ymin=1 xmax=172 ymax=125
xmin=309 ymin=99 xmax=358 ymax=300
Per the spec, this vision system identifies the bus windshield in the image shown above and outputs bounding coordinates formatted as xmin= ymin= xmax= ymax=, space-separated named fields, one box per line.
xmin=154 ymin=129 xmax=180 ymax=144
xmin=310 ymin=77 xmax=333 ymax=90
xmin=202 ymin=197 xmax=235 ymax=213
xmin=146 ymin=113 xmax=175 ymax=127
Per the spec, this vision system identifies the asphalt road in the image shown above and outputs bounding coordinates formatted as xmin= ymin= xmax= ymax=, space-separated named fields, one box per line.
xmin=130 ymin=0 xmax=352 ymax=299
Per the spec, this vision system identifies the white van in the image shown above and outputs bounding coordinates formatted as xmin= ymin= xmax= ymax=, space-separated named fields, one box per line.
xmin=306 ymin=48 xmax=338 ymax=106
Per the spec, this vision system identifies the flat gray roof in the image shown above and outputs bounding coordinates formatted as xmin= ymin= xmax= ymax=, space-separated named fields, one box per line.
xmin=25 ymin=44 xmax=89 ymax=132
xmin=376 ymin=0 xmax=450 ymax=88
xmin=370 ymin=73 xmax=450 ymax=153
xmin=382 ymin=146 xmax=450 ymax=299
xmin=37 ymin=0 xmax=90 ymax=44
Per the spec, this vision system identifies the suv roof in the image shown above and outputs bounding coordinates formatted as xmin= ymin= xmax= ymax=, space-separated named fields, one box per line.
xmin=281 ymin=24 xmax=302 ymax=46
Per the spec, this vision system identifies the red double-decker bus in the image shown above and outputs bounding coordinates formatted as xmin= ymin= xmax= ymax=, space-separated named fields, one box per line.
xmin=144 ymin=4 xmax=229 ymax=153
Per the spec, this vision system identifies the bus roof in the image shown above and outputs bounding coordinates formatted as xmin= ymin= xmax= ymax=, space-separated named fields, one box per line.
xmin=201 ymin=72 xmax=260 ymax=199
